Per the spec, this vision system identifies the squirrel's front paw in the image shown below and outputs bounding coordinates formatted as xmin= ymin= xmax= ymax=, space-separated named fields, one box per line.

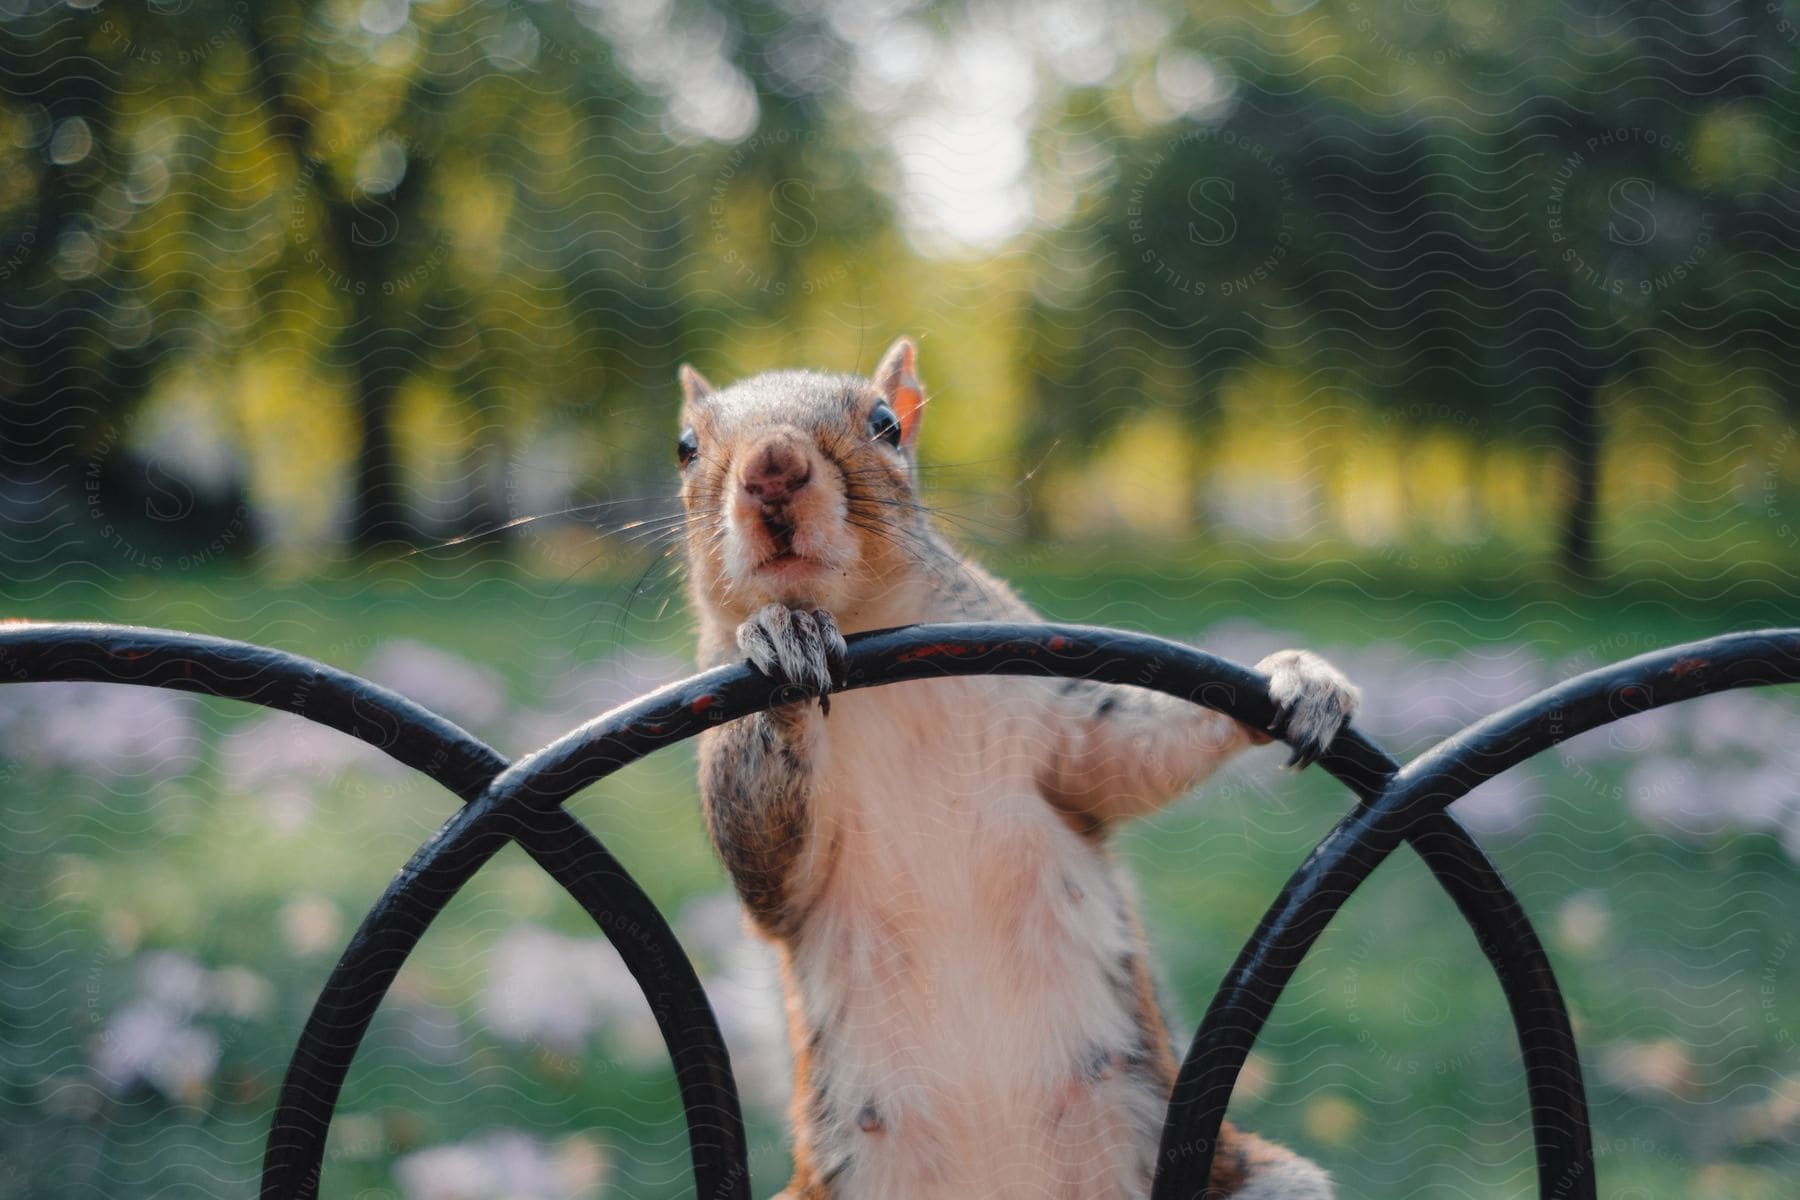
xmin=737 ymin=604 xmax=848 ymax=718
xmin=1256 ymin=648 xmax=1360 ymax=769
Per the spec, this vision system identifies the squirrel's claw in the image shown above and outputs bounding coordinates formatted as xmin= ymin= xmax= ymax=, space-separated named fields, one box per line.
xmin=1269 ymin=697 xmax=1316 ymax=769
xmin=738 ymin=604 xmax=843 ymax=717
xmin=811 ymin=607 xmax=848 ymax=693
xmin=1257 ymin=648 xmax=1360 ymax=771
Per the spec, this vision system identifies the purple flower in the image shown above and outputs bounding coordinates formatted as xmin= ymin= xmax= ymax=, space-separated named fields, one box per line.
xmin=0 ymin=682 xmax=199 ymax=777
xmin=362 ymin=640 xmax=511 ymax=731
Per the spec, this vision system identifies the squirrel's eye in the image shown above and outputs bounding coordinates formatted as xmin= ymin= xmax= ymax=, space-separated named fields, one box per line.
xmin=868 ymin=401 xmax=902 ymax=448
xmin=676 ymin=428 xmax=699 ymax=468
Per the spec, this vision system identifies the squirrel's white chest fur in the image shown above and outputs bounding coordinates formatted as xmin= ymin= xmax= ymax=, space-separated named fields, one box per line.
xmin=781 ymin=676 xmax=1165 ymax=1199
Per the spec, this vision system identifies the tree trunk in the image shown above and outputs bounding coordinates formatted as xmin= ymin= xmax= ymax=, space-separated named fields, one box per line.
xmin=1557 ymin=373 xmax=1602 ymax=580
xmin=347 ymin=317 xmax=411 ymax=550
xmin=326 ymin=169 xmax=429 ymax=552
xmin=248 ymin=18 xmax=432 ymax=554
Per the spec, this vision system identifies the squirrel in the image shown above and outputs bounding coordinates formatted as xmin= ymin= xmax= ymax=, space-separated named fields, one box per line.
xmin=676 ymin=337 xmax=1358 ymax=1199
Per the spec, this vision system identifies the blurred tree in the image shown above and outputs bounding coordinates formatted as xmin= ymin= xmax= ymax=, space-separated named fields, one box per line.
xmin=0 ymin=0 xmax=253 ymax=568
xmin=684 ymin=0 xmax=894 ymax=363
xmin=246 ymin=3 xmax=449 ymax=548
xmin=1481 ymin=0 xmax=1800 ymax=575
xmin=1022 ymin=0 xmax=1800 ymax=576
xmin=243 ymin=0 xmax=714 ymax=550
xmin=0 ymin=0 xmax=895 ymax=562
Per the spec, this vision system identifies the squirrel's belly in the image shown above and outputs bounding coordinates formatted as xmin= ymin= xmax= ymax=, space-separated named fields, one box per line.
xmin=787 ymin=757 xmax=1165 ymax=1197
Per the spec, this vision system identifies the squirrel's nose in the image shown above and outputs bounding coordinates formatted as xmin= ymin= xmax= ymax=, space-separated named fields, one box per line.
xmin=740 ymin=437 xmax=812 ymax=504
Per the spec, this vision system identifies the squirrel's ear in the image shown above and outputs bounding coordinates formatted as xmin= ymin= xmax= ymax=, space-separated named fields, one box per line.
xmin=678 ymin=364 xmax=715 ymax=409
xmin=874 ymin=336 xmax=924 ymax=447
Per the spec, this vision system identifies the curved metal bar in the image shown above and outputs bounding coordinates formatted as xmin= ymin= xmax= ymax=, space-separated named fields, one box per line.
xmin=0 ymin=624 xmax=749 ymax=1200
xmin=0 ymin=622 xmax=502 ymax=797
xmin=1263 ymin=744 xmax=1591 ymax=1200
xmin=1152 ymin=627 xmax=1800 ymax=1200
xmin=1394 ymin=811 xmax=1590 ymax=1200
xmin=272 ymin=622 xmax=1584 ymax=1200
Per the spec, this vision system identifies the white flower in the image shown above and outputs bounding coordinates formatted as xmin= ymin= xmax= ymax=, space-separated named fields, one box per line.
xmin=0 ymin=682 xmax=199 ymax=776
xmin=91 ymin=1002 xmax=220 ymax=1101
xmin=362 ymin=639 xmax=512 ymax=731
xmin=507 ymin=651 xmax=688 ymax=748
xmin=394 ymin=1129 xmax=608 ymax=1200
xmin=278 ymin=894 xmax=343 ymax=958
xmin=87 ymin=950 xmax=274 ymax=1101
xmin=216 ymin=710 xmax=404 ymax=796
xmin=1450 ymin=767 xmax=1541 ymax=838
xmin=481 ymin=924 xmax=660 ymax=1059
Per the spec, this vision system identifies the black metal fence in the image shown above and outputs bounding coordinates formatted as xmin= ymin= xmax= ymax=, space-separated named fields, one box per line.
xmin=3 ymin=620 xmax=1797 ymax=1200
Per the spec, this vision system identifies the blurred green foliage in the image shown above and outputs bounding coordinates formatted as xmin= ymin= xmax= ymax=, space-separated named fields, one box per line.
xmin=2 ymin=0 xmax=1798 ymax=582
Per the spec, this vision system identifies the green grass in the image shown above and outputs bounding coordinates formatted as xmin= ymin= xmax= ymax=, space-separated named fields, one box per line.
xmin=2 ymin=559 xmax=1796 ymax=1198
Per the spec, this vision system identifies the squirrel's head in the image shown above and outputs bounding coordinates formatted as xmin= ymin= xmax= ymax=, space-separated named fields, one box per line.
xmin=676 ymin=336 xmax=928 ymax=620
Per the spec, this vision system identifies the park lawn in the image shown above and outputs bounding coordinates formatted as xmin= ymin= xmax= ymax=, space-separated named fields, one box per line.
xmin=2 ymin=558 xmax=1796 ymax=1198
